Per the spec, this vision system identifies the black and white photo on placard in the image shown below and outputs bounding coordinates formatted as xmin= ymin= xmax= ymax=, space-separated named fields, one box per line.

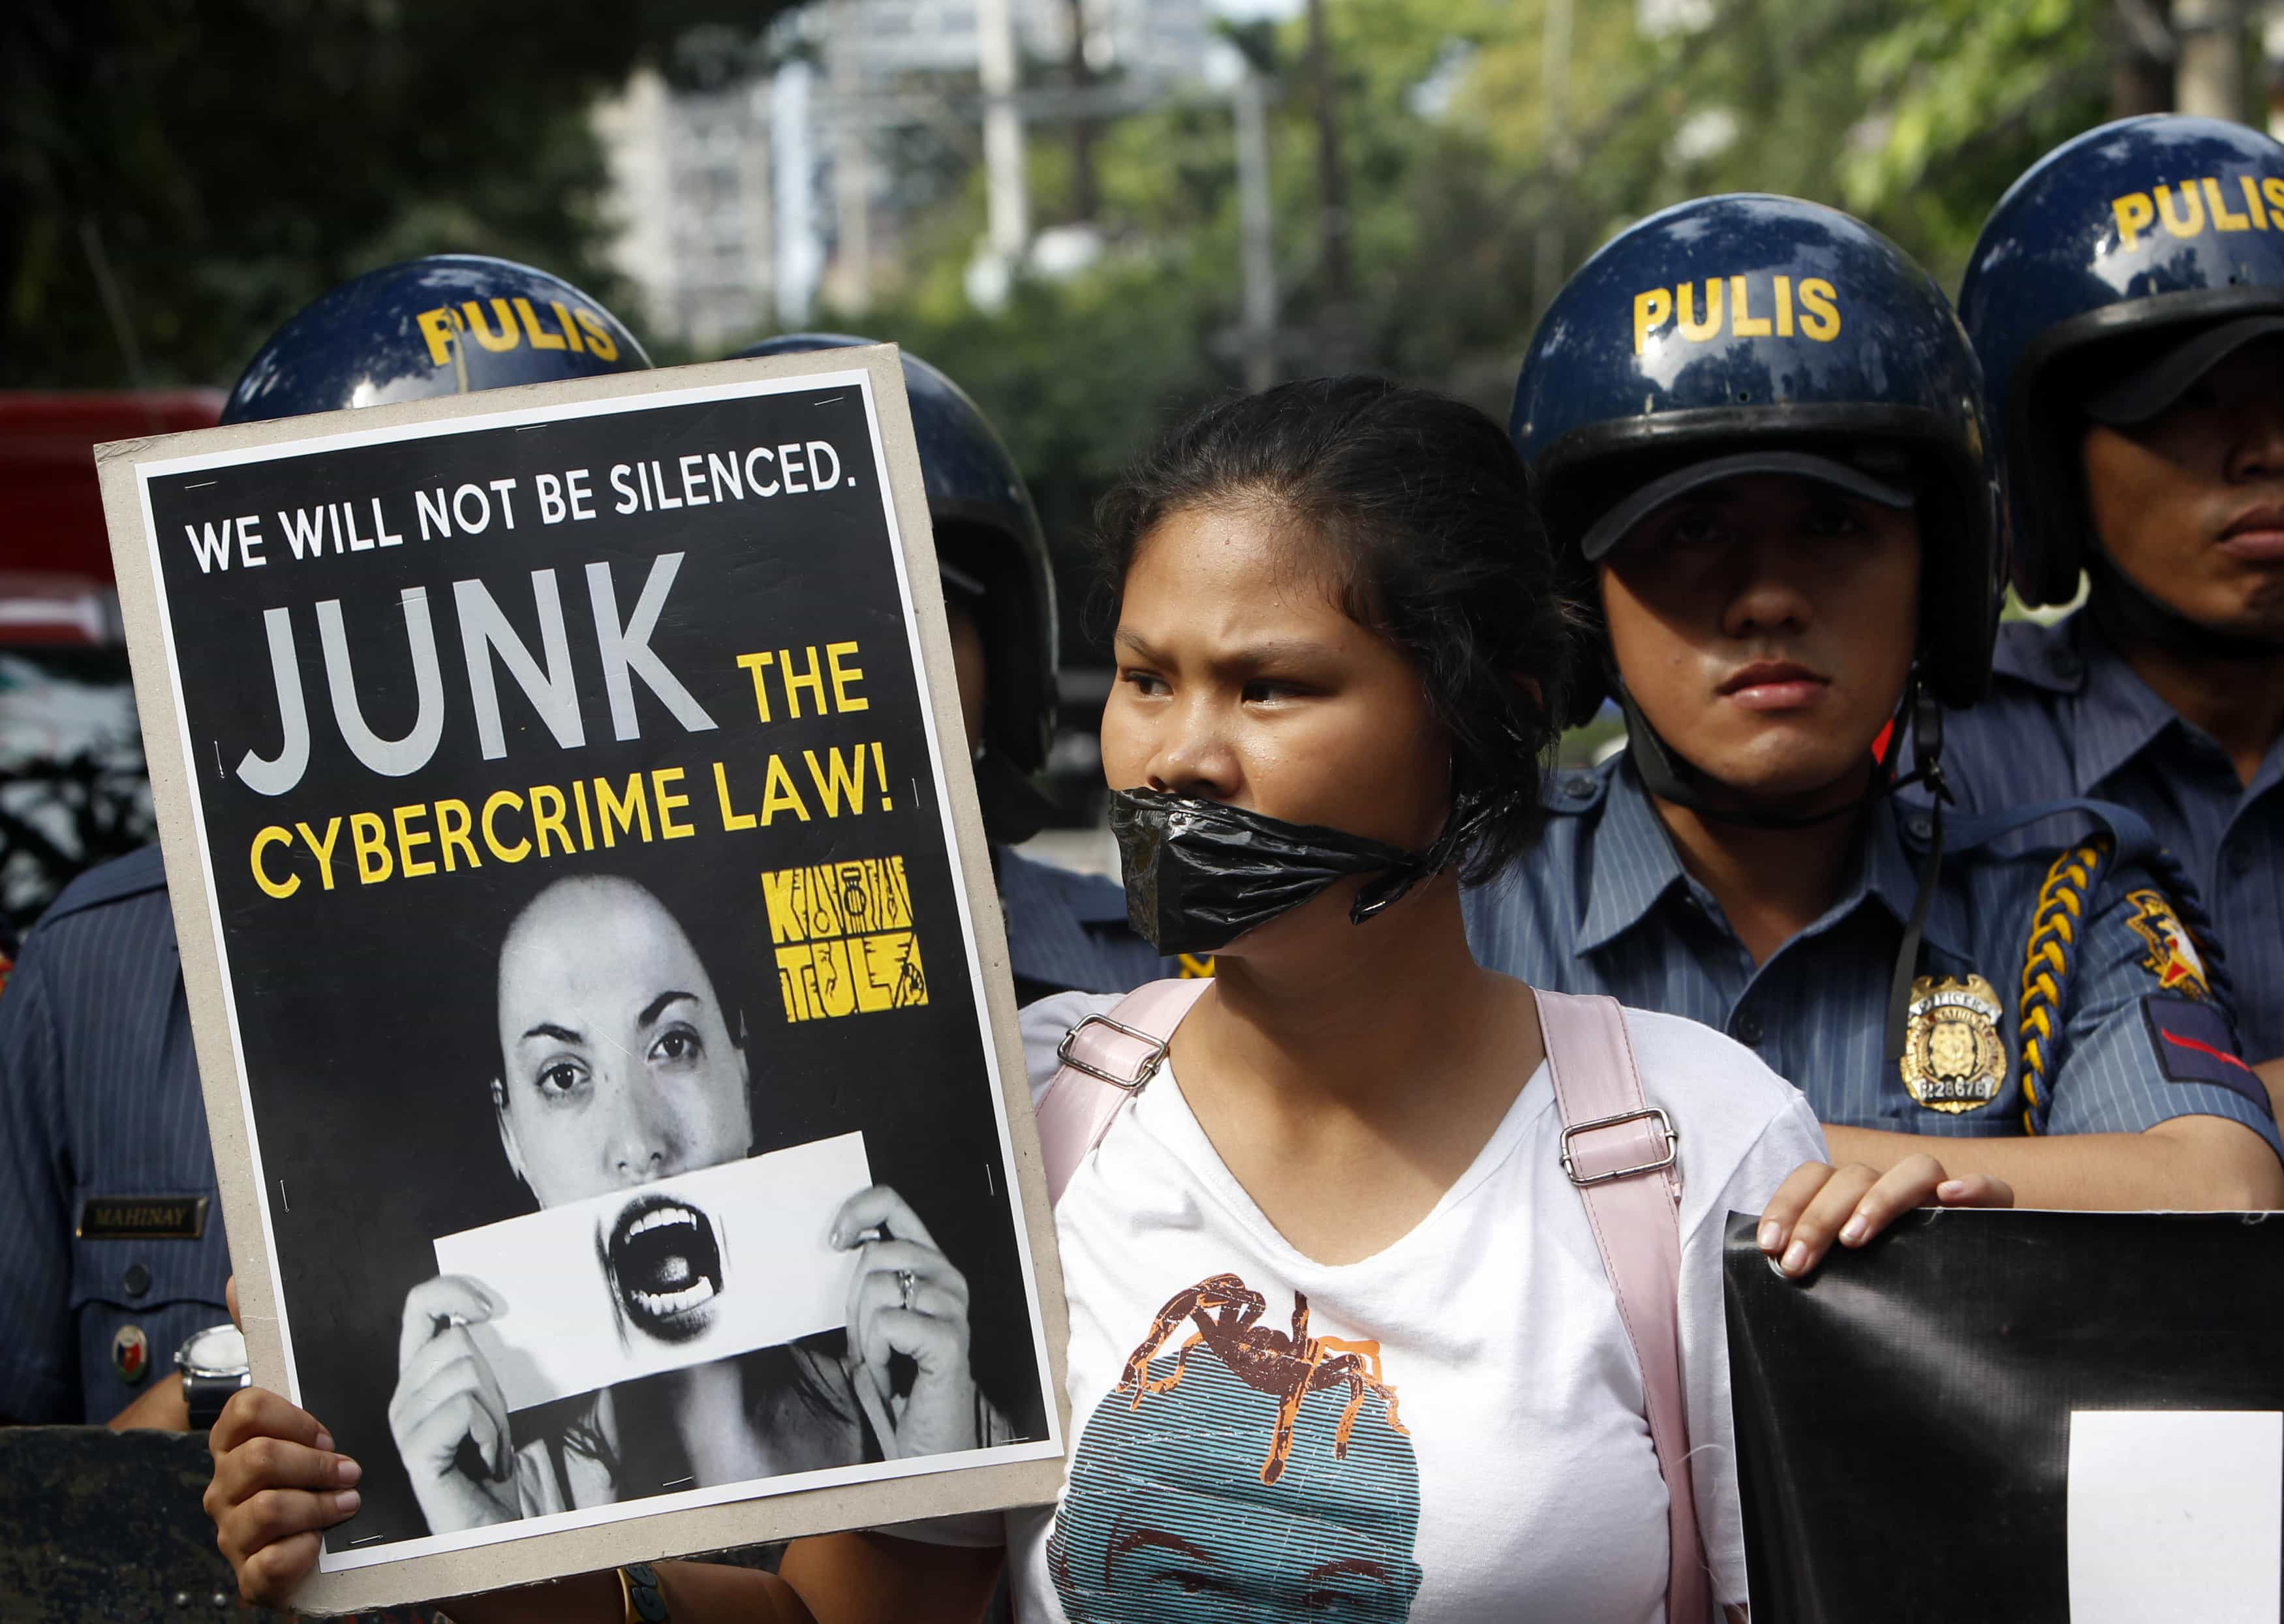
xmin=99 ymin=352 xmax=1063 ymax=1604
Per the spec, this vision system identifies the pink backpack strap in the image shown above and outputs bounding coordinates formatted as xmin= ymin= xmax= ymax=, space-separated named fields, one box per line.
xmin=1532 ymin=987 xmax=1708 ymax=1624
xmin=1036 ymin=978 xmax=1213 ymax=1206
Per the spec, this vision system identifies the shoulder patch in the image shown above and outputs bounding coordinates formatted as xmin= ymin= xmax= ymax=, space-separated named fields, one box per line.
xmin=2140 ymin=996 xmax=2269 ymax=1115
xmin=2123 ymin=889 xmax=2212 ymax=1000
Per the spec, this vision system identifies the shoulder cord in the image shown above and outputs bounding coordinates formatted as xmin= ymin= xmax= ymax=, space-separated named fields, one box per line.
xmin=2018 ymin=834 xmax=2112 ymax=1136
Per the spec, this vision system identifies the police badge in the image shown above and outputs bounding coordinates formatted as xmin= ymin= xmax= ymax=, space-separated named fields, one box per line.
xmin=1900 ymin=973 xmax=2009 ymax=1112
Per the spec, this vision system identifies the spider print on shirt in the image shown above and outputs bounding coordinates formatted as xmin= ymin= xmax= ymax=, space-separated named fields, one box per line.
xmin=1117 ymin=1272 xmax=1407 ymax=1486
xmin=1049 ymin=1271 xmax=1423 ymax=1623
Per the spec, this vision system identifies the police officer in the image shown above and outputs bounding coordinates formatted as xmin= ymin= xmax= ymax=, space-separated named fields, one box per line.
xmin=0 ymin=256 xmax=652 ymax=1429
xmin=742 ymin=335 xmax=1179 ymax=1005
xmin=1466 ymin=194 xmax=2283 ymax=1216
xmin=1947 ymin=115 xmax=2284 ymax=1069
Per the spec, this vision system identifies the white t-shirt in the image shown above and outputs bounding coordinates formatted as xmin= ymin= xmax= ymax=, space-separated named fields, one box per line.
xmin=937 ymin=990 xmax=1824 ymax=1624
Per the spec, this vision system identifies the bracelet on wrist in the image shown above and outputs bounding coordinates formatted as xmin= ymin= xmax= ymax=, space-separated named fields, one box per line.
xmin=617 ymin=1563 xmax=668 ymax=1624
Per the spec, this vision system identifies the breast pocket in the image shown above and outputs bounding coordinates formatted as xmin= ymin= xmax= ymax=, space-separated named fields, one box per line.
xmin=69 ymin=1196 xmax=232 ymax=1424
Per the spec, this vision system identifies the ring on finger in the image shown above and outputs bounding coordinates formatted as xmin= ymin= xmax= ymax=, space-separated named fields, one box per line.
xmin=897 ymin=1268 xmax=918 ymax=1313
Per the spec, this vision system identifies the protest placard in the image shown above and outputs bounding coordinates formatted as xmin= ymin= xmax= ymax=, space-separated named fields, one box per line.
xmin=1723 ymin=1208 xmax=2284 ymax=1622
xmin=96 ymin=346 xmax=1068 ymax=1612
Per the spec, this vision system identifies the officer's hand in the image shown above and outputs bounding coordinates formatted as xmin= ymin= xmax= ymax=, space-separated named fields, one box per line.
xmin=107 ymin=1373 xmax=191 ymax=1432
xmin=388 ymin=1275 xmax=519 ymax=1534
xmin=1757 ymin=1154 xmax=2013 ymax=1279
xmin=204 ymin=1385 xmax=360 ymax=1606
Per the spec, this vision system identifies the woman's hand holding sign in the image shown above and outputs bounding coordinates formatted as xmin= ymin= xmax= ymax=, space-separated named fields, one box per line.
xmin=833 ymin=1185 xmax=993 ymax=1458
xmin=390 ymin=1274 xmax=520 ymax=1534
xmin=1758 ymin=1153 xmax=2014 ymax=1278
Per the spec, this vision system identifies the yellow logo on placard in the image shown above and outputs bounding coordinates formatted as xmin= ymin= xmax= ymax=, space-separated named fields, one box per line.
xmin=762 ymin=855 xmax=928 ymax=1022
xmin=2110 ymin=175 xmax=2284 ymax=251
xmin=1631 ymin=275 xmax=1840 ymax=354
xmin=413 ymin=298 xmax=622 ymax=368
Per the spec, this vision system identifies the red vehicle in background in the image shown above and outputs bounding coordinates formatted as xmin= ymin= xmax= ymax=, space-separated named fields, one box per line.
xmin=0 ymin=391 xmax=222 ymax=942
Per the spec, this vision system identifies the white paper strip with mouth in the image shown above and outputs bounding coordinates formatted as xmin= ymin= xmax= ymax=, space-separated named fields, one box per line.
xmin=432 ymin=1132 xmax=872 ymax=1413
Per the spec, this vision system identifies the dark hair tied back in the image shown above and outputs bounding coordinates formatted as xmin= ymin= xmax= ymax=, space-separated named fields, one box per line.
xmin=1094 ymin=376 xmax=1580 ymax=881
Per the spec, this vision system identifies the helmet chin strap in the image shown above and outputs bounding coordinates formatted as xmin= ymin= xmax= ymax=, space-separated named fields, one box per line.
xmin=1617 ymin=669 xmax=1951 ymax=1067
xmin=1614 ymin=669 xmax=1939 ymax=830
xmin=2088 ymin=551 xmax=2284 ymax=663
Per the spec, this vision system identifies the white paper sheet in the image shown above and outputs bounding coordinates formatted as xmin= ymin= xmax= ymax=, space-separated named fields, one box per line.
xmin=432 ymin=1132 xmax=871 ymax=1412
xmin=2067 ymin=1409 xmax=2282 ymax=1624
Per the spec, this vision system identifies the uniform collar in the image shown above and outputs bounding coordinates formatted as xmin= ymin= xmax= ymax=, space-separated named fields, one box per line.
xmin=1862 ymin=795 xmax=1970 ymax=961
xmin=1580 ymin=759 xmax=1967 ymax=959
xmin=1993 ymin=613 xmax=2205 ymax=795
xmin=1576 ymin=760 xmax=1693 ymax=955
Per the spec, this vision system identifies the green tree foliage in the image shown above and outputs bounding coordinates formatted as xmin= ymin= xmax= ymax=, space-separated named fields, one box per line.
xmin=1836 ymin=0 xmax=2110 ymax=274
xmin=1 ymin=0 xmax=784 ymax=388
xmin=842 ymin=0 xmax=2118 ymax=506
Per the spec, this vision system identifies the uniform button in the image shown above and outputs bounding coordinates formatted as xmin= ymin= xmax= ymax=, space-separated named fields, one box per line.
xmin=1906 ymin=812 xmax=1934 ymax=842
xmin=1565 ymin=773 xmax=1595 ymax=799
xmin=2047 ymin=649 xmax=2083 ymax=681
xmin=2228 ymin=846 xmax=2255 ymax=878
xmin=1734 ymin=1013 xmax=1764 ymax=1045
xmin=122 ymin=1262 xmax=151 ymax=1298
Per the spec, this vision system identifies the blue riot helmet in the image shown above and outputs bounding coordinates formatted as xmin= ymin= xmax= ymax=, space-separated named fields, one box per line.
xmin=740 ymin=335 xmax=1059 ymax=835
xmin=1960 ymin=115 xmax=2284 ymax=611
xmin=1514 ymin=194 xmax=2004 ymax=730
xmin=222 ymin=255 xmax=650 ymax=425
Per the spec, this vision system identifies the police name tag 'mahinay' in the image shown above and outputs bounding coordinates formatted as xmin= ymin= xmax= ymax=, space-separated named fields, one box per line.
xmin=76 ymin=1194 xmax=209 ymax=1240
xmin=432 ymin=1133 xmax=870 ymax=1413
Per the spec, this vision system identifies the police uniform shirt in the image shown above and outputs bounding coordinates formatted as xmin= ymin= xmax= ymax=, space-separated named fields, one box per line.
xmin=0 ymin=847 xmax=228 ymax=1424
xmin=1464 ymin=758 xmax=2281 ymax=1151
xmin=1936 ymin=614 xmax=2284 ymax=1062
xmin=995 ymin=844 xmax=1187 ymax=1006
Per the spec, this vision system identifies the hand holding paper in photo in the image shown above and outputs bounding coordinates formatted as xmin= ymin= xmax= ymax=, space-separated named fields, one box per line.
xmin=432 ymin=1132 xmax=871 ymax=1413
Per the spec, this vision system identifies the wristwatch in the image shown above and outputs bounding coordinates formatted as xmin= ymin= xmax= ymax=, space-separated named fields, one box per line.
xmin=177 ymin=1323 xmax=250 ymax=1430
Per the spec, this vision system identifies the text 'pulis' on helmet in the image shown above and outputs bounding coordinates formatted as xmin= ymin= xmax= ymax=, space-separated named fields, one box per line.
xmin=1511 ymin=192 xmax=2004 ymax=720
xmin=1960 ymin=115 xmax=2284 ymax=606
xmin=737 ymin=335 xmax=1058 ymax=780
xmin=222 ymin=255 xmax=651 ymax=427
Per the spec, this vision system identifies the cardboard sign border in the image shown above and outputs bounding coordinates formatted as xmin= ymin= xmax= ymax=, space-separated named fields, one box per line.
xmin=96 ymin=345 xmax=1072 ymax=1614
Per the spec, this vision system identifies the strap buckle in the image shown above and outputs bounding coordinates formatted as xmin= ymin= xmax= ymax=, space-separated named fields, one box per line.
xmin=1560 ymin=1107 xmax=1679 ymax=1187
xmin=1056 ymin=1013 xmax=1171 ymax=1094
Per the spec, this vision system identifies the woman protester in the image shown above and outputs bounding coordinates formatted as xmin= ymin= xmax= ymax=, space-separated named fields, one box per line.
xmin=1470 ymin=194 xmax=2282 ymax=1217
xmin=397 ymin=871 xmax=993 ymax=1534
xmin=206 ymin=378 xmax=2005 ymax=1622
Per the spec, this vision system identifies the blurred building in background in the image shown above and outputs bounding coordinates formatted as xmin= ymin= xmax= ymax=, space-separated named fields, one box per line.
xmin=593 ymin=0 xmax=1213 ymax=348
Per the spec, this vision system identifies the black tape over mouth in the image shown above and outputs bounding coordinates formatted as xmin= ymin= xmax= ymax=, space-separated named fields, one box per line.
xmin=604 ymin=1192 xmax=723 ymax=1344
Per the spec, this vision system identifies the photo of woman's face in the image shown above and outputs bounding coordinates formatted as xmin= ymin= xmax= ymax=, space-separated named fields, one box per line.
xmin=492 ymin=876 xmax=753 ymax=1209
